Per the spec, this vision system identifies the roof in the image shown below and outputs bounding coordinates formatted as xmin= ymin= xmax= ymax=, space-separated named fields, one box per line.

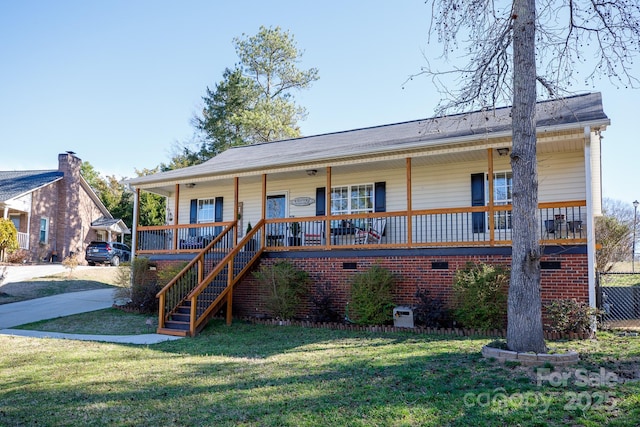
xmin=127 ymin=92 xmax=609 ymax=187
xmin=91 ymin=217 xmax=131 ymax=234
xmin=0 ymin=170 xmax=63 ymax=202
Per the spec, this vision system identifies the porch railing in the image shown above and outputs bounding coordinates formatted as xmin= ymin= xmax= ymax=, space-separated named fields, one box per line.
xmin=138 ymin=200 xmax=588 ymax=253
xmin=17 ymin=232 xmax=28 ymax=249
xmin=263 ymin=200 xmax=588 ymax=250
xmin=136 ymin=221 xmax=234 ymax=254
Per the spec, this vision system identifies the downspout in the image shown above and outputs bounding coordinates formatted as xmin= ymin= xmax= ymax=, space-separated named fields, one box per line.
xmin=584 ymin=126 xmax=596 ymax=309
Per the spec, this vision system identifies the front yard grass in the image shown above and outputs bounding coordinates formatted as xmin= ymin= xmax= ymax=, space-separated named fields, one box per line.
xmin=0 ymin=266 xmax=124 ymax=304
xmin=13 ymin=308 xmax=157 ymax=335
xmin=1 ymin=320 xmax=638 ymax=426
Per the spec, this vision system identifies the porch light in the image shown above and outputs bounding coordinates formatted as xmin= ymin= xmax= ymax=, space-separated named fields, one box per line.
xmin=497 ymin=148 xmax=509 ymax=156
xmin=306 ymin=169 xmax=318 ymax=176
xmin=185 ymin=183 xmax=196 ymax=188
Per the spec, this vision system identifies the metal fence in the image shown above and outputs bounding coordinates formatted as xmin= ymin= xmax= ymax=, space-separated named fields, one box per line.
xmin=597 ymin=272 xmax=640 ymax=330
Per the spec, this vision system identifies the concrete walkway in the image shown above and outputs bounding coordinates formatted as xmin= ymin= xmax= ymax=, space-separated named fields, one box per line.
xmin=0 ymin=288 xmax=182 ymax=345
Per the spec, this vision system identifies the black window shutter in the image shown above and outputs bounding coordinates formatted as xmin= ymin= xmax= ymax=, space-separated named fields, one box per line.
xmin=316 ymin=187 xmax=326 ymax=216
xmin=189 ymin=199 xmax=198 ymax=224
xmin=189 ymin=199 xmax=198 ymax=237
xmin=214 ymin=197 xmax=223 ymax=222
xmin=374 ymin=182 xmax=386 ymax=212
xmin=470 ymin=173 xmax=485 ymax=233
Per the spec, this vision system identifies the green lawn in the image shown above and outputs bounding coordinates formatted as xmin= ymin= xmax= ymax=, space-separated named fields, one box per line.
xmin=0 ymin=267 xmax=125 ymax=304
xmin=1 ymin=319 xmax=638 ymax=426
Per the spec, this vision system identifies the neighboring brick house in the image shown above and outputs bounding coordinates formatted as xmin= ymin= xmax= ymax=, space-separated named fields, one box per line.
xmin=0 ymin=152 xmax=129 ymax=263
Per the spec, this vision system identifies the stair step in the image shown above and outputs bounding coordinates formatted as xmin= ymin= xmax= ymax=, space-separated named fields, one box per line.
xmin=164 ymin=320 xmax=190 ymax=331
xmin=170 ymin=313 xmax=190 ymax=322
xmin=156 ymin=327 xmax=189 ymax=337
xmin=175 ymin=305 xmax=191 ymax=314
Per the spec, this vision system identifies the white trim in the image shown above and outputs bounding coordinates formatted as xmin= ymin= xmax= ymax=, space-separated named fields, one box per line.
xmin=39 ymin=217 xmax=49 ymax=244
xmin=584 ymin=126 xmax=596 ymax=309
xmin=196 ymin=197 xmax=217 ymax=223
xmin=330 ymin=183 xmax=375 ymax=215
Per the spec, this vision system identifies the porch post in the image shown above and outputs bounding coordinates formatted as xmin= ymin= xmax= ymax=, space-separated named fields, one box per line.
xmin=261 ymin=174 xmax=267 ymax=248
xmin=2 ymin=207 xmax=7 ymax=219
xmin=585 ymin=126 xmax=597 ymax=308
xmin=233 ymin=177 xmax=239 ymax=244
xmin=173 ymin=184 xmax=179 ymax=250
xmin=226 ymin=258 xmax=234 ymax=325
xmin=487 ymin=148 xmax=495 ymax=245
xmin=406 ymin=158 xmax=413 ymax=247
xmin=326 ymin=166 xmax=331 ymax=248
xmin=132 ymin=188 xmax=140 ymax=258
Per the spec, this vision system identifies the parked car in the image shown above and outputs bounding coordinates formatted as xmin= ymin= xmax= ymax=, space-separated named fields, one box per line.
xmin=85 ymin=241 xmax=131 ymax=266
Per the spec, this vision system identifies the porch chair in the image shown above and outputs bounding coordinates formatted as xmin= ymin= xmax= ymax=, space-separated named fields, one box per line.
xmin=303 ymin=221 xmax=325 ymax=246
xmin=355 ymin=218 xmax=387 ymax=244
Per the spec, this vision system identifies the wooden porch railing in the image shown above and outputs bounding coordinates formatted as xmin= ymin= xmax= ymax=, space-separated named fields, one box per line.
xmin=262 ymin=200 xmax=588 ymax=250
xmin=140 ymin=200 xmax=588 ymax=255
xmin=156 ymin=219 xmax=265 ymax=336
xmin=136 ymin=221 xmax=234 ymax=254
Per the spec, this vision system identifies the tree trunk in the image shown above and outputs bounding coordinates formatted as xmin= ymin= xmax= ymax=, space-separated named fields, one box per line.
xmin=507 ymin=0 xmax=547 ymax=353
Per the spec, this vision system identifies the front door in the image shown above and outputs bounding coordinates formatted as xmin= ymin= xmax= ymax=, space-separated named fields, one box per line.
xmin=266 ymin=194 xmax=287 ymax=245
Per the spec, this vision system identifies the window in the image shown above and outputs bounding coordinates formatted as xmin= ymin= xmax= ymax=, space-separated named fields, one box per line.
xmin=331 ymin=184 xmax=374 ymax=228
xmin=331 ymin=184 xmax=374 ymax=214
xmin=197 ymin=198 xmax=215 ymax=223
xmin=489 ymin=171 xmax=513 ymax=229
xmin=9 ymin=215 xmax=20 ymax=231
xmin=39 ymin=218 xmax=49 ymax=243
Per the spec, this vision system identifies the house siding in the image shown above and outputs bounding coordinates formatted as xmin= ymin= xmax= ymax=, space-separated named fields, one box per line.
xmin=169 ymin=149 xmax=588 ymax=232
xmin=29 ymin=182 xmax=60 ymax=261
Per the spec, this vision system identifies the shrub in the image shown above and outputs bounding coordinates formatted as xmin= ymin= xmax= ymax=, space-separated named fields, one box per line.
xmin=62 ymin=254 xmax=80 ymax=277
xmin=117 ymin=257 xmax=161 ymax=314
xmin=349 ymin=264 xmax=395 ymax=325
xmin=0 ymin=219 xmax=18 ymax=261
xmin=310 ymin=283 xmax=341 ymax=323
xmin=544 ymin=298 xmax=601 ymax=334
xmin=6 ymin=249 xmax=29 ymax=264
xmin=156 ymin=261 xmax=189 ymax=287
xmin=452 ymin=262 xmax=508 ymax=330
xmin=254 ymin=261 xmax=309 ymax=320
xmin=413 ymin=287 xmax=452 ymax=328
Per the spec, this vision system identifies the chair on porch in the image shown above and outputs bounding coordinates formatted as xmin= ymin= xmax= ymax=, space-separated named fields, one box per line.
xmin=303 ymin=221 xmax=325 ymax=246
xmin=355 ymin=218 xmax=386 ymax=244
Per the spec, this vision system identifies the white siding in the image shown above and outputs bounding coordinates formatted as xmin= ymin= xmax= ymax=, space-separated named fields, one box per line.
xmin=538 ymin=151 xmax=586 ymax=202
xmin=167 ymin=150 xmax=587 ymax=228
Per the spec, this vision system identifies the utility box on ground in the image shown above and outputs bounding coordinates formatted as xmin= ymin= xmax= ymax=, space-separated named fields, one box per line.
xmin=393 ymin=306 xmax=414 ymax=328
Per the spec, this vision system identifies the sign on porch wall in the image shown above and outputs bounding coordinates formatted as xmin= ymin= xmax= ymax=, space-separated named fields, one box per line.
xmin=291 ymin=197 xmax=315 ymax=206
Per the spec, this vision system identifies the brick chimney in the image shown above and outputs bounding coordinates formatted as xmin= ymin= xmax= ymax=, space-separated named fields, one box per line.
xmin=56 ymin=151 xmax=83 ymax=259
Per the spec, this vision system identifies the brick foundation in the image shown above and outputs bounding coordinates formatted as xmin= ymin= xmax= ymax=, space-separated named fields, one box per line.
xmin=230 ymin=247 xmax=590 ymax=322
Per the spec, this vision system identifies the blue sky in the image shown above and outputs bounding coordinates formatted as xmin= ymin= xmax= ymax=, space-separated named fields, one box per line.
xmin=0 ymin=1 xmax=637 ymax=206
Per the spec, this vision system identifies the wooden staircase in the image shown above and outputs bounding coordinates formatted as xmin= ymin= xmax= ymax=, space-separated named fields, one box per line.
xmin=156 ymin=220 xmax=265 ymax=337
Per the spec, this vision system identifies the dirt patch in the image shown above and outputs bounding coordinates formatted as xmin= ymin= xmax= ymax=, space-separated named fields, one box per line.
xmin=50 ymin=266 xmax=126 ymax=285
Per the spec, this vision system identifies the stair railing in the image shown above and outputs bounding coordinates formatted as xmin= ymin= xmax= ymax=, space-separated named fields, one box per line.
xmin=157 ymin=222 xmax=237 ymax=329
xmin=185 ymin=219 xmax=265 ymax=335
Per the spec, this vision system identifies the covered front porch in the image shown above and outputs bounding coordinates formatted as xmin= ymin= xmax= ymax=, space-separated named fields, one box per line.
xmin=126 ymin=93 xmax=605 ymax=336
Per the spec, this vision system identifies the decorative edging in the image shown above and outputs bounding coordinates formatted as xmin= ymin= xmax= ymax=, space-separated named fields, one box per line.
xmin=481 ymin=345 xmax=580 ymax=367
xmin=239 ymin=317 xmax=593 ymax=340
